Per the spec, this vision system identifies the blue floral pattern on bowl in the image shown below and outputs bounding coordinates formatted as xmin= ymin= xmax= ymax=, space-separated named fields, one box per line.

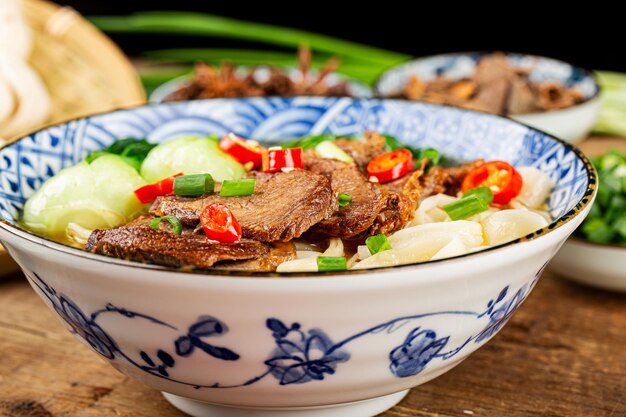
xmin=23 ymin=266 xmax=541 ymax=388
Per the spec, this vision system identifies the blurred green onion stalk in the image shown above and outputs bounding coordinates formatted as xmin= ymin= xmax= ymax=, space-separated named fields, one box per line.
xmin=90 ymin=12 xmax=409 ymax=87
xmin=91 ymin=12 xmax=626 ymax=138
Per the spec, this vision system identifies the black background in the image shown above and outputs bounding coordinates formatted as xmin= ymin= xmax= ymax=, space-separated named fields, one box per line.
xmin=55 ymin=1 xmax=623 ymax=72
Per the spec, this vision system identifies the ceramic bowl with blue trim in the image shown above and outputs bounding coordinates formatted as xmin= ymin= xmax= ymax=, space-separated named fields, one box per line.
xmin=375 ymin=52 xmax=601 ymax=144
xmin=0 ymin=98 xmax=595 ymax=417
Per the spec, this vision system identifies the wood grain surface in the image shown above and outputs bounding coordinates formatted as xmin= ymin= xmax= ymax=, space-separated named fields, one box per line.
xmin=0 ymin=271 xmax=624 ymax=417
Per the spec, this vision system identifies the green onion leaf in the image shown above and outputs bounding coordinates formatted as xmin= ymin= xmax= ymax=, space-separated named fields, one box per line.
xmin=145 ymin=48 xmax=340 ymax=66
xmin=105 ymin=138 xmax=140 ymax=154
xmin=149 ymin=215 xmax=183 ymax=235
xmin=463 ymin=186 xmax=494 ymax=205
xmin=219 ymin=179 xmax=256 ymax=197
xmin=141 ymin=48 xmax=384 ymax=84
xmin=120 ymin=141 xmax=158 ymax=160
xmin=174 ymin=174 xmax=215 ymax=196
xmin=317 ymin=256 xmax=347 ymax=272
xmin=381 ymin=134 xmax=422 ymax=159
xmin=315 ymin=141 xmax=354 ymax=163
xmin=85 ymin=138 xmax=156 ymax=170
xmin=105 ymin=138 xmax=156 ymax=158
xmin=89 ymin=12 xmax=409 ymax=66
xmin=338 ymin=193 xmax=352 ymax=207
xmin=442 ymin=195 xmax=489 ymax=221
xmin=419 ymin=148 xmax=441 ymax=166
xmin=365 ymin=234 xmax=392 ymax=254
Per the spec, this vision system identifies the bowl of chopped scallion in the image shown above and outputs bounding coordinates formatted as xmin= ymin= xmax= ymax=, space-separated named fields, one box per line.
xmin=550 ymin=148 xmax=626 ymax=291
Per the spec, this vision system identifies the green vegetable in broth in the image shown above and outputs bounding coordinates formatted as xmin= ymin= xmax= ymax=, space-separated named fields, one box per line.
xmin=22 ymin=155 xmax=147 ymax=246
xmin=141 ymin=136 xmax=245 ymax=183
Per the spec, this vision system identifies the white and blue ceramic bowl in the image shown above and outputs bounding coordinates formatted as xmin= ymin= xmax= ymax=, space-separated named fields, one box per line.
xmin=376 ymin=52 xmax=601 ymax=144
xmin=0 ymin=98 xmax=595 ymax=417
xmin=150 ymin=66 xmax=373 ymax=103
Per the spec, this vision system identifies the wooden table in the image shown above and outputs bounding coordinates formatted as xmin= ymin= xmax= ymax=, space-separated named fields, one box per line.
xmin=0 ymin=137 xmax=625 ymax=417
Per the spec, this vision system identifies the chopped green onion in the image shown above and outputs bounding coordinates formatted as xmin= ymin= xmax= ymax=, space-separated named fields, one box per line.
xmin=600 ymin=154 xmax=623 ymax=172
xmin=442 ymin=195 xmax=489 ymax=221
xmin=614 ymin=217 xmax=626 ymax=239
xmin=596 ymin=185 xmax=612 ymax=208
xmin=315 ymin=141 xmax=354 ymax=164
xmin=463 ymin=186 xmax=494 ymax=205
xmin=174 ymin=174 xmax=215 ymax=196
xmin=317 ymin=256 xmax=347 ymax=272
xmin=149 ymin=215 xmax=183 ymax=235
xmin=605 ymin=195 xmax=626 ymax=223
xmin=603 ymin=173 xmax=622 ymax=193
xmin=219 ymin=179 xmax=256 ymax=197
xmin=581 ymin=218 xmax=615 ymax=243
xmin=338 ymin=193 xmax=352 ymax=207
xmin=365 ymin=234 xmax=392 ymax=254
xmin=576 ymin=149 xmax=626 ymax=245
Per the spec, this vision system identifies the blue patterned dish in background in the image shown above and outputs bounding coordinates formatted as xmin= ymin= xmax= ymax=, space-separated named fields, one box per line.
xmin=375 ymin=52 xmax=601 ymax=144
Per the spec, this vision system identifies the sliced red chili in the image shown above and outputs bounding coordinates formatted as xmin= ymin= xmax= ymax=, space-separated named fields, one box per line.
xmin=366 ymin=149 xmax=413 ymax=183
xmin=200 ymin=203 xmax=242 ymax=243
xmin=219 ymin=133 xmax=265 ymax=169
xmin=133 ymin=173 xmax=183 ymax=204
xmin=461 ymin=161 xmax=523 ymax=205
xmin=262 ymin=148 xmax=303 ymax=173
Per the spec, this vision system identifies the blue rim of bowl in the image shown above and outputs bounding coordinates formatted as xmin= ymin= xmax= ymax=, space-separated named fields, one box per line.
xmin=0 ymin=98 xmax=598 ymax=279
xmin=374 ymin=51 xmax=601 ymax=114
